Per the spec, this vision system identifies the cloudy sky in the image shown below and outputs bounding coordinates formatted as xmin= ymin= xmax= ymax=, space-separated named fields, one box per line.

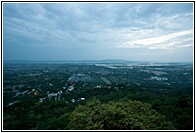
xmin=3 ymin=2 xmax=193 ymax=62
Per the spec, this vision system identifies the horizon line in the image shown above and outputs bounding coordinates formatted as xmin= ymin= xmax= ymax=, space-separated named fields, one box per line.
xmin=3 ymin=59 xmax=193 ymax=63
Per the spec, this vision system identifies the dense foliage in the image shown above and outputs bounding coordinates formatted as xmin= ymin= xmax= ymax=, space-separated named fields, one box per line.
xmin=68 ymin=98 xmax=175 ymax=130
xmin=3 ymin=85 xmax=193 ymax=130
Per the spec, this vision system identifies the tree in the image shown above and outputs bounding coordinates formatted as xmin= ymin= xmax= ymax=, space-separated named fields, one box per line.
xmin=67 ymin=98 xmax=175 ymax=130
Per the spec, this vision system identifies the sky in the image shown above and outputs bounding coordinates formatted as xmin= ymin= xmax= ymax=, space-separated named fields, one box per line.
xmin=3 ymin=2 xmax=194 ymax=62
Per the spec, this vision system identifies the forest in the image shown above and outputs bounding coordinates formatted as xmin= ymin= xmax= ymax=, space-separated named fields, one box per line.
xmin=3 ymin=84 xmax=193 ymax=130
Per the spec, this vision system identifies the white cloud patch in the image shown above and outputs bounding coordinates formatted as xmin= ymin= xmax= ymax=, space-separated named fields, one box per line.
xmin=185 ymin=12 xmax=193 ymax=16
xmin=118 ymin=30 xmax=193 ymax=49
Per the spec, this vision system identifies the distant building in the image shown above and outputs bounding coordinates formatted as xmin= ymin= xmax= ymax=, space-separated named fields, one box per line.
xmin=14 ymin=92 xmax=21 ymax=97
xmin=22 ymin=90 xmax=28 ymax=95
xmin=80 ymin=98 xmax=85 ymax=100
xmin=49 ymin=83 xmax=53 ymax=86
xmin=7 ymin=100 xmax=20 ymax=106
xmin=71 ymin=99 xmax=76 ymax=103
xmin=58 ymin=91 xmax=62 ymax=100
xmin=7 ymin=102 xmax=14 ymax=106
xmin=39 ymin=98 xmax=46 ymax=102
xmin=68 ymin=73 xmax=91 ymax=82
xmin=63 ymin=87 xmax=66 ymax=89
xmin=150 ymin=76 xmax=168 ymax=81
xmin=68 ymin=86 xmax=74 ymax=91
xmin=48 ymin=93 xmax=58 ymax=101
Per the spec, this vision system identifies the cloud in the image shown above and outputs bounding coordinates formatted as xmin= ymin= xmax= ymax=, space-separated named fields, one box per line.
xmin=3 ymin=3 xmax=194 ymax=62
xmin=118 ymin=30 xmax=193 ymax=49
xmin=185 ymin=12 xmax=193 ymax=16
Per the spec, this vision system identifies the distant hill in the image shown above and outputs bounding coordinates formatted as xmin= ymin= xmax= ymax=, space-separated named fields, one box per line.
xmin=3 ymin=59 xmax=138 ymax=64
xmin=3 ymin=59 xmax=192 ymax=64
